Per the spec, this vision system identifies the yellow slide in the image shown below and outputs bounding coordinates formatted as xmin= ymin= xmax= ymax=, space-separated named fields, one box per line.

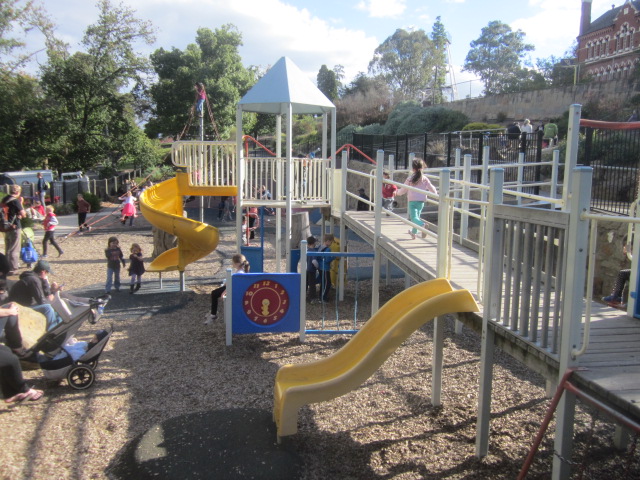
xmin=139 ymin=170 xmax=237 ymax=272
xmin=273 ymin=278 xmax=479 ymax=438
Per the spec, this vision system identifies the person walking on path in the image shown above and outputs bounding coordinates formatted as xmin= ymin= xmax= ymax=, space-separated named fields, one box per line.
xmin=204 ymin=254 xmax=250 ymax=324
xmin=2 ymin=185 xmax=26 ymax=274
xmin=127 ymin=243 xmax=145 ymax=294
xmin=41 ymin=205 xmax=63 ymax=258
xmin=35 ymin=172 xmax=47 ymax=207
xmin=520 ymin=118 xmax=533 ymax=134
xmin=76 ymin=194 xmax=91 ymax=232
xmin=382 ymin=170 xmax=398 ymax=215
xmin=396 ymin=158 xmax=437 ymax=240
xmin=105 ymin=237 xmax=125 ymax=294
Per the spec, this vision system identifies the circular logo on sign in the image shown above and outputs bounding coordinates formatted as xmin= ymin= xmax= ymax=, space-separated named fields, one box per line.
xmin=242 ymin=280 xmax=290 ymax=325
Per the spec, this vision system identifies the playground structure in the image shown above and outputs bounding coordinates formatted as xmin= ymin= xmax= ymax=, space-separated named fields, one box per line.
xmin=137 ymin=51 xmax=640 ymax=477
xmin=139 ymin=145 xmax=237 ymax=287
xmin=273 ymin=278 xmax=478 ymax=439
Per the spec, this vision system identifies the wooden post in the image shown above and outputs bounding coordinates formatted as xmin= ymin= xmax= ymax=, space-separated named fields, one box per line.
xmin=291 ymin=212 xmax=311 ymax=249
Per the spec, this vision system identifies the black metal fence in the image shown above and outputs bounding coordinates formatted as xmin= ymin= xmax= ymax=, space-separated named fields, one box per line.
xmin=580 ymin=124 xmax=640 ymax=215
xmin=351 ymin=130 xmax=544 ymax=189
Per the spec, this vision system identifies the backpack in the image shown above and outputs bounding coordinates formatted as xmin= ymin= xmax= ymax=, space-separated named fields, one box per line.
xmin=21 ymin=239 xmax=38 ymax=265
xmin=0 ymin=197 xmax=16 ymax=232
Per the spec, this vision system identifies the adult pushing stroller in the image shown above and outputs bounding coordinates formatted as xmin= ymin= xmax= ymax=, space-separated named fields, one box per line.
xmin=24 ymin=294 xmax=112 ymax=390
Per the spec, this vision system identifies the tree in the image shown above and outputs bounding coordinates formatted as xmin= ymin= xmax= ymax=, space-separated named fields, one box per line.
xmin=145 ymin=24 xmax=255 ymax=140
xmin=40 ymin=0 xmax=156 ymax=173
xmin=0 ymin=72 xmax=45 ymax=170
xmin=464 ymin=21 xmax=534 ymax=95
xmin=0 ymin=0 xmax=60 ymax=73
xmin=429 ymin=17 xmax=449 ymax=105
xmin=336 ymin=73 xmax=392 ymax=128
xmin=368 ymin=28 xmax=436 ymax=100
xmin=316 ymin=64 xmax=339 ymax=101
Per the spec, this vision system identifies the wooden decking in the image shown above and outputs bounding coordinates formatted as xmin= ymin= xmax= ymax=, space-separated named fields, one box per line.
xmin=342 ymin=210 xmax=640 ymax=423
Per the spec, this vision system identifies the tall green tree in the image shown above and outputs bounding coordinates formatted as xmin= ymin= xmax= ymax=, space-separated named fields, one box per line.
xmin=0 ymin=0 xmax=60 ymax=73
xmin=429 ymin=17 xmax=449 ymax=104
xmin=316 ymin=64 xmax=339 ymax=102
xmin=145 ymin=24 xmax=255 ymax=140
xmin=368 ymin=28 xmax=436 ymax=101
xmin=464 ymin=20 xmax=534 ymax=95
xmin=40 ymin=0 xmax=156 ymax=173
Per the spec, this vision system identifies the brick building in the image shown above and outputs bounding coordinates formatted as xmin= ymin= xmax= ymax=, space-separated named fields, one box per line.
xmin=577 ymin=0 xmax=640 ymax=81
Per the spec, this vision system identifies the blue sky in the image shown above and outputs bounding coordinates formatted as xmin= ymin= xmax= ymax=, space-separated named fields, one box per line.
xmin=21 ymin=0 xmax=615 ymax=97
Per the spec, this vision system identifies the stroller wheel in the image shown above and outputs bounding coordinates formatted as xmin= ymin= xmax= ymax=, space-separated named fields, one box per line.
xmin=67 ymin=365 xmax=95 ymax=390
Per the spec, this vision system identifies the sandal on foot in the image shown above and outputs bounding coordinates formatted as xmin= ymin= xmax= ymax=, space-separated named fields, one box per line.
xmin=407 ymin=230 xmax=416 ymax=240
xmin=5 ymin=388 xmax=43 ymax=404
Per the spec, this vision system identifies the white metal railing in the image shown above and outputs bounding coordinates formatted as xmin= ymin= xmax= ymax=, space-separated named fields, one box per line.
xmin=172 ymin=141 xmax=236 ymax=188
xmin=242 ymin=156 xmax=331 ymax=204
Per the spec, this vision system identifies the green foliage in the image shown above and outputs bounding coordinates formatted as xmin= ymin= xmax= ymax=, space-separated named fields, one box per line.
xmin=462 ymin=122 xmax=503 ymax=131
xmin=39 ymin=0 xmax=156 ymax=174
xmin=429 ymin=17 xmax=449 ymax=104
xmin=145 ymin=24 xmax=255 ymax=140
xmin=52 ymin=202 xmax=75 ymax=216
xmin=383 ymin=101 xmax=422 ymax=135
xmin=368 ymin=28 xmax=436 ymax=100
xmin=0 ymin=73 xmax=45 ymax=170
xmin=359 ymin=124 xmax=384 ymax=135
xmin=464 ymin=21 xmax=534 ymax=95
xmin=72 ymin=191 xmax=101 ymax=213
xmin=395 ymin=106 xmax=469 ymax=134
xmin=382 ymin=103 xmax=468 ymax=135
xmin=496 ymin=112 xmax=507 ymax=123
xmin=317 ymin=65 xmax=339 ymax=102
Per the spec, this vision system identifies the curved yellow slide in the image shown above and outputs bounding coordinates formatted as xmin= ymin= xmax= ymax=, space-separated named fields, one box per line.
xmin=273 ymin=278 xmax=479 ymax=438
xmin=139 ymin=171 xmax=236 ymax=272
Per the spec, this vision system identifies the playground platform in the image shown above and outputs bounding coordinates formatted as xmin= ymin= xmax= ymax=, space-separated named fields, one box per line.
xmin=342 ymin=209 xmax=640 ymax=424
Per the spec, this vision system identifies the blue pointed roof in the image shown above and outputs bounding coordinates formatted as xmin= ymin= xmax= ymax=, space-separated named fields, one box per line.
xmin=238 ymin=57 xmax=335 ymax=115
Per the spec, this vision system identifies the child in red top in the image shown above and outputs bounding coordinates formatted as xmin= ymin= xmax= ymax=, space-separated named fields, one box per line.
xmin=42 ymin=205 xmax=63 ymax=258
xmin=382 ymin=170 xmax=398 ymax=215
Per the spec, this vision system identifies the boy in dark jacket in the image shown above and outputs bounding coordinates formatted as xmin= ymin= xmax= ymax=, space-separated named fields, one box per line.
xmin=305 ymin=236 xmax=319 ymax=303
xmin=317 ymin=234 xmax=336 ymax=303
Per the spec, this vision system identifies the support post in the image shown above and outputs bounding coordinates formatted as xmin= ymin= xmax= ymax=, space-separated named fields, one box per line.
xmin=372 ymin=150 xmax=384 ymax=313
xmin=561 ymin=104 xmax=582 ymax=211
xmin=276 ymin=115 xmax=282 ymax=272
xmin=476 ymin=168 xmax=504 ymax=457
xmin=461 ymin=154 xmax=472 ymax=241
xmin=299 ymin=241 xmax=308 ymax=342
xmin=432 ymin=169 xmax=451 ymax=407
xmin=552 ymin=167 xmax=592 ymax=480
xmin=224 ymin=268 xmax=233 ymax=346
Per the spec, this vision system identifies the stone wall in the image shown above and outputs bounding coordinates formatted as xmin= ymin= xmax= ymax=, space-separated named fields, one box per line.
xmin=446 ymin=78 xmax=638 ymax=123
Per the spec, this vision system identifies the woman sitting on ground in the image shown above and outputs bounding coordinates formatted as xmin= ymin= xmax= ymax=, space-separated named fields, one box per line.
xmin=0 ymin=302 xmax=44 ymax=403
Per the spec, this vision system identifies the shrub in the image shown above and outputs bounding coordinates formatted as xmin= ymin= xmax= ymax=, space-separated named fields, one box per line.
xmin=462 ymin=122 xmax=503 ymax=131
xmin=393 ymin=106 xmax=469 ymax=135
xmin=52 ymin=203 xmax=75 ymax=216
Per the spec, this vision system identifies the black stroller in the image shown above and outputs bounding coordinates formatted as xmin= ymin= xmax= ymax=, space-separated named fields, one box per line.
xmin=25 ymin=294 xmax=112 ymax=390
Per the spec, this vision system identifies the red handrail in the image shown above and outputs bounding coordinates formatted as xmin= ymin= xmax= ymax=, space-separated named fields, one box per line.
xmin=335 ymin=144 xmax=376 ymax=164
xmin=243 ymin=135 xmax=276 ymax=157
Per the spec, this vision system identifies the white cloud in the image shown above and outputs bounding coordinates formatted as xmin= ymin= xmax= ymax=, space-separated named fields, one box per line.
xmin=356 ymin=0 xmax=407 ymax=19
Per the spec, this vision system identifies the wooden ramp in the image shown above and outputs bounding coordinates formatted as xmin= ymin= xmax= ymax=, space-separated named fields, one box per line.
xmin=342 ymin=210 xmax=640 ymax=423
